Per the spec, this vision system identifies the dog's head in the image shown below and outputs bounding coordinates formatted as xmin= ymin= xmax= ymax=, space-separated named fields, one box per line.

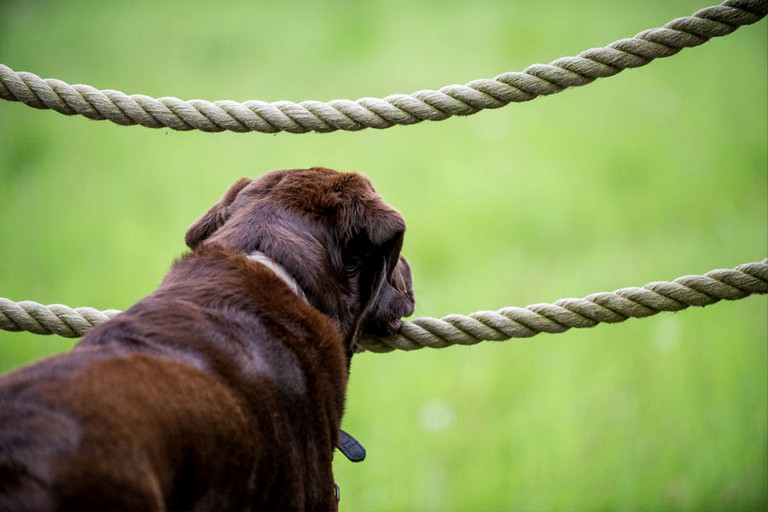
xmin=185 ymin=167 xmax=414 ymax=356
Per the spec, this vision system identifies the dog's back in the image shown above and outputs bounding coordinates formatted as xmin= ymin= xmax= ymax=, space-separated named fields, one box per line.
xmin=0 ymin=246 xmax=345 ymax=511
xmin=0 ymin=353 xmax=261 ymax=511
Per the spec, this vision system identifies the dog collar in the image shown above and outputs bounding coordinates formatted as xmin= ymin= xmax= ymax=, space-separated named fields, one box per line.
xmin=246 ymin=251 xmax=307 ymax=301
xmin=338 ymin=429 xmax=366 ymax=463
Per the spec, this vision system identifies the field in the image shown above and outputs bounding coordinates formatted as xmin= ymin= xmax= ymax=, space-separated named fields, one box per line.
xmin=0 ymin=1 xmax=766 ymax=510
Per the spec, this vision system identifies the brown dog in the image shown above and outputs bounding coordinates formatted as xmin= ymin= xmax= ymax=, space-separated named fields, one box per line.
xmin=0 ymin=168 xmax=414 ymax=511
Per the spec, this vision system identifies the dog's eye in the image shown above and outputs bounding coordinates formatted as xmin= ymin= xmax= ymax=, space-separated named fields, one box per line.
xmin=344 ymin=262 xmax=361 ymax=275
xmin=343 ymin=256 xmax=366 ymax=275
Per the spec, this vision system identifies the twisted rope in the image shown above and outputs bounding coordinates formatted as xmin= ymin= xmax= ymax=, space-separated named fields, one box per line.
xmin=2 ymin=259 xmax=765 ymax=352
xmin=0 ymin=300 xmax=121 ymax=339
xmin=362 ymin=259 xmax=768 ymax=352
xmin=1 ymin=0 xmax=765 ymax=134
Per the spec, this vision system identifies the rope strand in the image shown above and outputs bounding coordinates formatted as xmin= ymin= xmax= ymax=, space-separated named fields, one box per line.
xmin=2 ymin=259 xmax=765 ymax=353
xmin=1 ymin=0 xmax=765 ymax=134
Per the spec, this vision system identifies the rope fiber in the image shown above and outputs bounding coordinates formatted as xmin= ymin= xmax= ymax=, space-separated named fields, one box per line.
xmin=2 ymin=259 xmax=765 ymax=353
xmin=0 ymin=0 xmax=766 ymax=134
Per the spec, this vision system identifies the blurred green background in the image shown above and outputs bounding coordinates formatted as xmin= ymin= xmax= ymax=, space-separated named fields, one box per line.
xmin=1 ymin=0 xmax=766 ymax=510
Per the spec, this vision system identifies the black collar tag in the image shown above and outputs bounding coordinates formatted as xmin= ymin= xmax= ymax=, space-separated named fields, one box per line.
xmin=338 ymin=429 xmax=366 ymax=463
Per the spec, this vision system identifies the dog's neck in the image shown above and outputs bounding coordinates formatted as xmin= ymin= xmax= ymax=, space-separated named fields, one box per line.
xmin=246 ymin=251 xmax=307 ymax=301
xmin=246 ymin=250 xmax=365 ymax=465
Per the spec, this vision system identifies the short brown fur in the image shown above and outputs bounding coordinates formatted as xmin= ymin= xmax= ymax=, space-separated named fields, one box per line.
xmin=0 ymin=168 xmax=414 ymax=511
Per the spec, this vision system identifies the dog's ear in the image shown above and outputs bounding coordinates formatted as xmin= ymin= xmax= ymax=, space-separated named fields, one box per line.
xmin=344 ymin=189 xmax=408 ymax=355
xmin=185 ymin=178 xmax=251 ymax=249
xmin=331 ymin=173 xmax=406 ymax=249
xmin=337 ymin=173 xmax=406 ymax=275
xmin=362 ymin=202 xmax=406 ymax=251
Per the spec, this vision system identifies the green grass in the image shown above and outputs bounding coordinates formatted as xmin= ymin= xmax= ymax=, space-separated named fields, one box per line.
xmin=1 ymin=1 xmax=766 ymax=510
